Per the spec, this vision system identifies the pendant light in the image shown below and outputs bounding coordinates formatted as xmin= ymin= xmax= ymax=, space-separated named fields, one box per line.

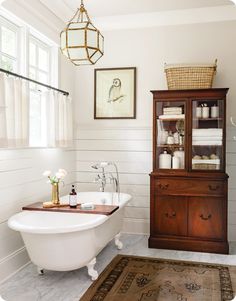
xmin=60 ymin=0 xmax=104 ymax=66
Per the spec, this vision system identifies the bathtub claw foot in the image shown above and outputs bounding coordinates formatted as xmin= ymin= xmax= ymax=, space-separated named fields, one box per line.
xmin=87 ymin=258 xmax=98 ymax=281
xmin=115 ymin=233 xmax=123 ymax=250
xmin=37 ymin=267 xmax=44 ymax=275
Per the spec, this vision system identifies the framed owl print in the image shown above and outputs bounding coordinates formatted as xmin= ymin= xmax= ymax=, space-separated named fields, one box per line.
xmin=94 ymin=67 xmax=136 ymax=119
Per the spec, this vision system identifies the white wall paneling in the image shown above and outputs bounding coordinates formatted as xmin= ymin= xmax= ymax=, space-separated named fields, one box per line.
xmin=0 ymin=148 xmax=76 ymax=284
xmin=0 ymin=53 xmax=76 ymax=284
xmin=75 ymin=126 xmax=236 ymax=240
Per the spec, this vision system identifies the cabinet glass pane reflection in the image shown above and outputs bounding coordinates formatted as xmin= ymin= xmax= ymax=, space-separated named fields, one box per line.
xmin=156 ymin=101 xmax=186 ymax=170
xmin=192 ymin=99 xmax=224 ymax=171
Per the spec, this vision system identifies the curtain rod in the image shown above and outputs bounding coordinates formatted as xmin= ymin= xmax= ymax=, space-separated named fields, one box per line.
xmin=0 ymin=68 xmax=69 ymax=96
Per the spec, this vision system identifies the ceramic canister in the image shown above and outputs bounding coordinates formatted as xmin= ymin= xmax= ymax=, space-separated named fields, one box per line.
xmin=196 ymin=106 xmax=202 ymax=118
xmin=211 ymin=105 xmax=219 ymax=118
xmin=173 ymin=149 xmax=185 ymax=169
xmin=172 ymin=155 xmax=180 ymax=169
xmin=159 ymin=151 xmax=171 ymax=169
xmin=202 ymin=106 xmax=210 ymax=119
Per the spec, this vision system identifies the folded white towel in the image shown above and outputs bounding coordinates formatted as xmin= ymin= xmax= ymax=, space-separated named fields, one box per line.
xmin=193 ymin=137 xmax=222 ymax=141
xmin=192 ymin=128 xmax=222 ymax=137
xmin=159 ymin=114 xmax=185 ymax=120
xmin=192 ymin=159 xmax=220 ymax=164
xmin=192 ymin=141 xmax=222 ymax=146
xmin=163 ymin=108 xmax=182 ymax=114
xmin=163 ymin=112 xmax=182 ymax=115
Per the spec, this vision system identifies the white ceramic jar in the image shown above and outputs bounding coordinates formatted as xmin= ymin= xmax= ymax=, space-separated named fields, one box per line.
xmin=202 ymin=105 xmax=210 ymax=119
xmin=173 ymin=148 xmax=185 ymax=169
xmin=196 ymin=106 xmax=202 ymax=118
xmin=211 ymin=105 xmax=219 ymax=118
xmin=172 ymin=155 xmax=180 ymax=169
xmin=159 ymin=151 xmax=171 ymax=169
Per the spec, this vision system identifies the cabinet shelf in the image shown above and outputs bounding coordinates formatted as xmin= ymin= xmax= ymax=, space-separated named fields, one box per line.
xmin=157 ymin=117 xmax=185 ymax=121
xmin=157 ymin=144 xmax=184 ymax=148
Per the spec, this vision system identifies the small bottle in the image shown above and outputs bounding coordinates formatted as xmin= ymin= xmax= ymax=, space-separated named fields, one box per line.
xmin=69 ymin=185 xmax=77 ymax=208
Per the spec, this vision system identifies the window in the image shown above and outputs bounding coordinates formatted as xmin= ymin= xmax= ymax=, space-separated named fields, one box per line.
xmin=29 ymin=36 xmax=51 ymax=85
xmin=0 ymin=17 xmax=19 ymax=72
xmin=29 ymin=36 xmax=51 ymax=147
xmin=0 ymin=9 xmax=59 ymax=148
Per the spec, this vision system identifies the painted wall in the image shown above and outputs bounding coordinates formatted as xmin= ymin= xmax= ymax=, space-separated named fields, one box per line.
xmin=0 ymin=54 xmax=76 ymax=284
xmin=74 ymin=21 xmax=236 ymax=239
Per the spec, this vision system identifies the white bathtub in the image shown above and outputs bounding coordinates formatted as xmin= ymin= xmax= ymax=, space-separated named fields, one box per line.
xmin=8 ymin=192 xmax=131 ymax=280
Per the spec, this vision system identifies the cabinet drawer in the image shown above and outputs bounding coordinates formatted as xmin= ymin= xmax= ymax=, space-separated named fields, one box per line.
xmin=155 ymin=179 xmax=224 ymax=196
xmin=154 ymin=196 xmax=187 ymax=237
xmin=188 ymin=197 xmax=223 ymax=240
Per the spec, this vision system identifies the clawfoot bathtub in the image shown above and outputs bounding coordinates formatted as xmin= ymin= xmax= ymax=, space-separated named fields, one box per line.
xmin=8 ymin=192 xmax=131 ymax=280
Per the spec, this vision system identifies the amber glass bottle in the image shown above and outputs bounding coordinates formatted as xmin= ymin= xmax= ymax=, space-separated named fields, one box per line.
xmin=69 ymin=185 xmax=77 ymax=208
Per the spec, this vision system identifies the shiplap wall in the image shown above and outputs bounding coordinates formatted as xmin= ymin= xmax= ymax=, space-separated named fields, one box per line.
xmin=75 ymin=126 xmax=236 ymax=240
xmin=0 ymin=148 xmax=76 ymax=283
xmin=0 ymin=51 xmax=76 ymax=283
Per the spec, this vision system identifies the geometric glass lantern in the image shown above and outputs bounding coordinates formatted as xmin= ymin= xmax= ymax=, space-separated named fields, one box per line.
xmin=60 ymin=0 xmax=104 ymax=66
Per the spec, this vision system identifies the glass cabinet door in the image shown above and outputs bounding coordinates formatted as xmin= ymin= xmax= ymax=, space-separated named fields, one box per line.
xmin=156 ymin=101 xmax=186 ymax=170
xmin=191 ymin=99 xmax=224 ymax=171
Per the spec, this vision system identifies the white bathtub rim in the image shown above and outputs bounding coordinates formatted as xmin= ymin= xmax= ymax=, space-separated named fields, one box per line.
xmin=8 ymin=211 xmax=108 ymax=234
xmin=8 ymin=192 xmax=131 ymax=234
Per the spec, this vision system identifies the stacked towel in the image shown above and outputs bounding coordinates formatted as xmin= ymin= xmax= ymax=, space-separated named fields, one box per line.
xmin=159 ymin=114 xmax=185 ymax=120
xmin=192 ymin=128 xmax=222 ymax=145
xmin=163 ymin=107 xmax=182 ymax=115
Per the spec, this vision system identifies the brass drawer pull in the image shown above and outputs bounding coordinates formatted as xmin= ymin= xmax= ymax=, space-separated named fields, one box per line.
xmin=158 ymin=184 xmax=169 ymax=190
xmin=165 ymin=212 xmax=176 ymax=218
xmin=200 ymin=214 xmax=212 ymax=221
xmin=208 ymin=185 xmax=220 ymax=191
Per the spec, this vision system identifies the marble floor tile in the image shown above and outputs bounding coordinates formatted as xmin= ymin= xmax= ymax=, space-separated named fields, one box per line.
xmin=0 ymin=234 xmax=236 ymax=301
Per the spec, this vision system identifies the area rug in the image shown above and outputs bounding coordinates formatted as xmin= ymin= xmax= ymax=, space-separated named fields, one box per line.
xmin=80 ymin=254 xmax=236 ymax=301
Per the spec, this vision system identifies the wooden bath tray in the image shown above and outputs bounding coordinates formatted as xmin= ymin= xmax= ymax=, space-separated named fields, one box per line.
xmin=22 ymin=202 xmax=119 ymax=216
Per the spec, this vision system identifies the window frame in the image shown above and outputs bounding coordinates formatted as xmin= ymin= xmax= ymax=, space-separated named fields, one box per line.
xmin=0 ymin=15 xmax=20 ymax=72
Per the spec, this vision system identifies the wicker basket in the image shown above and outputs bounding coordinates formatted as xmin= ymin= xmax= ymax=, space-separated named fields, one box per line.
xmin=192 ymin=163 xmax=219 ymax=170
xmin=192 ymin=158 xmax=220 ymax=170
xmin=164 ymin=59 xmax=217 ymax=90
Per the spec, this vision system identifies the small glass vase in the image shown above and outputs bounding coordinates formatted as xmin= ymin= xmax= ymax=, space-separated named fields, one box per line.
xmin=51 ymin=183 xmax=60 ymax=205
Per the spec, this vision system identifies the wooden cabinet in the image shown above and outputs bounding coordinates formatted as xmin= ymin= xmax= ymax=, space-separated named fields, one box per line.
xmin=154 ymin=195 xmax=188 ymax=236
xmin=149 ymin=89 xmax=229 ymax=254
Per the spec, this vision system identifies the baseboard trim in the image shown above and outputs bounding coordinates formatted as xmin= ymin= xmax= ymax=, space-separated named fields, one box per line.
xmin=0 ymin=247 xmax=30 ymax=285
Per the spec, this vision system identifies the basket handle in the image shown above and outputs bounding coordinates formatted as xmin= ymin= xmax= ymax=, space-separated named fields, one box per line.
xmin=214 ymin=59 xmax=218 ymax=73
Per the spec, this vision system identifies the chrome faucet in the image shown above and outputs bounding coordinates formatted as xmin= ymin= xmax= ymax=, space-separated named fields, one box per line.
xmin=92 ymin=162 xmax=120 ymax=194
xmin=94 ymin=168 xmax=106 ymax=192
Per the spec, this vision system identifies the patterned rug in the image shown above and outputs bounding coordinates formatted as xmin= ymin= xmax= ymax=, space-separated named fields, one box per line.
xmin=80 ymin=255 xmax=236 ymax=301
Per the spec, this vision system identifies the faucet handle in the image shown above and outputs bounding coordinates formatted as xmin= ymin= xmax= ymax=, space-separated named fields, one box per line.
xmin=94 ymin=174 xmax=101 ymax=182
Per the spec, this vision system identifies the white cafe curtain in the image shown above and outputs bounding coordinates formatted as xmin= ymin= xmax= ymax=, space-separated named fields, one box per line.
xmin=0 ymin=73 xmax=29 ymax=148
xmin=46 ymin=90 xmax=73 ymax=148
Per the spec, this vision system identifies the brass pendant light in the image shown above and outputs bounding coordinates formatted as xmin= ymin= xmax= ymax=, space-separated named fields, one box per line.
xmin=60 ymin=0 xmax=104 ymax=66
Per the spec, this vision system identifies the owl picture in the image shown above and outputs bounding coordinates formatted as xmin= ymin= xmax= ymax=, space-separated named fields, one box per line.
xmin=108 ymin=78 xmax=125 ymax=103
